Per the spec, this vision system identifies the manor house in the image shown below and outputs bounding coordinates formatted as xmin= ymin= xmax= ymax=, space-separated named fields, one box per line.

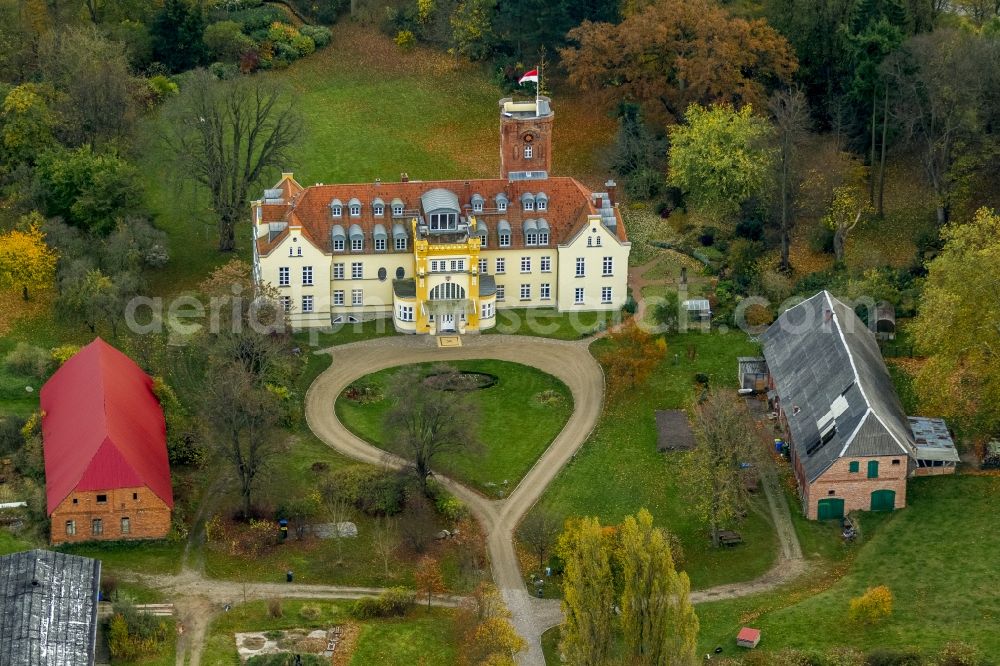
xmin=251 ymin=95 xmax=631 ymax=333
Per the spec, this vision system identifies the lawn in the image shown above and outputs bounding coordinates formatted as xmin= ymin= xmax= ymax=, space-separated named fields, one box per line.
xmin=528 ymin=331 xmax=780 ymax=590
xmin=0 ymin=528 xmax=34 ymax=555
xmin=56 ymin=539 xmax=186 ymax=576
xmin=200 ymin=598 xmax=456 ymax=665
xmin=335 ymin=360 xmax=573 ymax=496
xmin=694 ymin=475 xmax=1000 ymax=658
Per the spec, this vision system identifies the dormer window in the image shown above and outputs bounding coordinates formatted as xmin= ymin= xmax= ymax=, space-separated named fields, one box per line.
xmin=472 ymin=194 xmax=484 ymax=213
xmin=374 ymin=204 xmax=384 ymax=216
xmin=526 ymin=232 xmax=537 ymax=246
xmin=523 ymin=200 xmax=534 ymax=211
xmin=331 ymin=205 xmax=342 ymax=217
xmin=499 ymin=232 xmax=510 ymax=247
xmin=429 ymin=212 xmax=458 ymax=231
xmin=333 ymin=239 xmax=344 ymax=251
xmin=393 ymin=204 xmax=403 ymax=216
xmin=536 ymin=193 xmax=548 ymax=211
xmin=539 ymin=231 xmax=549 ymax=245
xmin=350 ymin=205 xmax=361 ymax=216
xmin=352 ymin=237 xmax=363 ymax=251
xmin=498 ymin=201 xmax=507 ymax=212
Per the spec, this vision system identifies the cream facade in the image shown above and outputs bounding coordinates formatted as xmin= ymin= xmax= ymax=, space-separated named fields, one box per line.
xmin=251 ymin=96 xmax=630 ymax=334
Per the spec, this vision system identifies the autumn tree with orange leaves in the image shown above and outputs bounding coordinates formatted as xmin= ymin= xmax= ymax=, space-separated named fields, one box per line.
xmin=560 ymin=0 xmax=797 ymax=126
xmin=599 ymin=321 xmax=666 ymax=395
xmin=0 ymin=214 xmax=57 ymax=300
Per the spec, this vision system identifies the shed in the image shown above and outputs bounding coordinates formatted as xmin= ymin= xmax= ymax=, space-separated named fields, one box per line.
xmin=908 ymin=416 xmax=960 ymax=474
xmin=655 ymin=410 xmax=696 ymax=452
xmin=875 ymin=301 xmax=896 ymax=341
xmin=0 ymin=549 xmax=102 ymax=666
xmin=737 ymin=356 xmax=769 ymax=393
xmin=737 ymin=627 xmax=761 ymax=648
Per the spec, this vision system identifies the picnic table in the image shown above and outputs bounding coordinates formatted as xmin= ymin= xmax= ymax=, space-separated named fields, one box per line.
xmin=717 ymin=530 xmax=743 ymax=547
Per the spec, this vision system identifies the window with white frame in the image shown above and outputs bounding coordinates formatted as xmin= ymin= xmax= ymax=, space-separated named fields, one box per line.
xmin=333 ymin=263 xmax=344 ymax=280
xmin=480 ymin=234 xmax=487 ymax=248
xmin=478 ymin=258 xmax=487 ymax=274
xmin=351 ymin=237 xmax=363 ymax=251
xmin=279 ymin=296 xmax=291 ymax=312
xmin=575 ymin=257 xmax=585 ymax=277
xmin=351 ymin=262 xmax=362 ymax=279
xmin=302 ymin=295 xmax=314 ymax=312
xmin=450 ymin=259 xmax=465 ymax=272
xmin=601 ymin=287 xmax=612 ymax=303
xmin=393 ymin=204 xmax=404 ymax=216
xmin=352 ymin=289 xmax=363 ymax=305
xmin=374 ymin=204 xmax=384 ymax=216
xmin=538 ymin=231 xmax=549 ymax=245
xmin=540 ymin=256 xmax=551 ymax=272
xmin=526 ymin=232 xmax=537 ymax=246
xmin=65 ymin=520 xmax=76 ymax=536
xmin=375 ymin=237 xmax=386 ymax=251
xmin=499 ymin=232 xmax=510 ymax=247
xmin=524 ymin=144 xmax=533 ymax=159
xmin=473 ymin=200 xmax=483 ymax=212
xmin=587 ymin=237 xmax=593 ymax=247
xmin=92 ymin=518 xmax=103 ymax=536
xmin=540 ymin=283 xmax=551 ymax=299
xmin=481 ymin=301 xmax=495 ymax=319
xmin=495 ymin=257 xmax=505 ymax=273
xmin=523 ymin=199 xmax=534 ymax=211
xmin=302 ymin=265 xmax=313 ymax=286
xmin=498 ymin=200 xmax=507 ymax=212
xmin=520 ymin=257 xmax=531 ymax=273
xmin=350 ymin=204 xmax=361 ymax=216
xmin=520 ymin=284 xmax=530 ymax=300
xmin=429 ymin=212 xmax=458 ymax=231
xmin=333 ymin=238 xmax=345 ymax=251
xmin=596 ymin=236 xmax=602 ymax=246
xmin=331 ymin=205 xmax=342 ymax=217
xmin=397 ymin=304 xmax=414 ymax=322
xmin=497 ymin=285 xmax=505 ymax=301
xmin=537 ymin=198 xmax=547 ymax=211
xmin=333 ymin=290 xmax=344 ymax=305
xmin=575 ymin=287 xmax=585 ymax=304
xmin=278 ymin=267 xmax=290 ymax=286
xmin=602 ymin=256 xmax=613 ymax=276
xmin=395 ymin=236 xmax=407 ymax=251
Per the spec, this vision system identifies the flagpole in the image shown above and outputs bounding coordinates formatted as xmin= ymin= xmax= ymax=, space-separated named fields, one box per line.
xmin=536 ymin=63 xmax=541 ymax=108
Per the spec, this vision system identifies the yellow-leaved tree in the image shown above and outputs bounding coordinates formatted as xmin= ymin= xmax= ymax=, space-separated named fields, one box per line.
xmin=0 ymin=214 xmax=58 ymax=300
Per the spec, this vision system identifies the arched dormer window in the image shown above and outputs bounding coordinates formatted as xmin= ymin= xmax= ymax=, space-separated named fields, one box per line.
xmin=471 ymin=194 xmax=484 ymax=213
xmin=373 ymin=198 xmax=385 ymax=217
xmin=349 ymin=198 xmax=362 ymax=217
xmin=495 ymin=193 xmax=508 ymax=212
xmin=330 ymin=198 xmax=343 ymax=217
xmin=535 ymin=192 xmax=548 ymax=211
xmin=521 ymin=192 xmax=534 ymax=212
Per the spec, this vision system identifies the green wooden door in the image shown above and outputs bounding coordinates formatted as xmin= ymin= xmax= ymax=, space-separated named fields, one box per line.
xmin=871 ymin=489 xmax=896 ymax=512
xmin=817 ymin=498 xmax=845 ymax=520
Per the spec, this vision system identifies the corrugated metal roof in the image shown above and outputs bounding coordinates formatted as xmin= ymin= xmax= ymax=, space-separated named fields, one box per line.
xmin=760 ymin=291 xmax=915 ymax=482
xmin=420 ymin=188 xmax=459 ymax=213
xmin=0 ymin=549 xmax=101 ymax=666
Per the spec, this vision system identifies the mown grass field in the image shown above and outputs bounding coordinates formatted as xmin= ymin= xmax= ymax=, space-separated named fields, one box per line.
xmin=529 ymin=331 xmax=780 ymax=590
xmin=200 ymin=598 xmax=456 ymax=665
xmin=335 ymin=360 xmax=573 ymax=495
xmin=695 ymin=476 xmax=1000 ymax=658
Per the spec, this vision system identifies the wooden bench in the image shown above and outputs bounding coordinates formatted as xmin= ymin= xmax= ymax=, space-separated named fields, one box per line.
xmin=717 ymin=530 xmax=743 ymax=547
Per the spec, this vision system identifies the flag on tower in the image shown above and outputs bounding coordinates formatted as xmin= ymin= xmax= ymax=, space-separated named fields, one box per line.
xmin=518 ymin=69 xmax=539 ymax=84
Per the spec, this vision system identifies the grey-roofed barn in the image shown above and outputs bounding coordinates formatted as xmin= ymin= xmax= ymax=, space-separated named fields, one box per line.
xmin=0 ymin=549 xmax=101 ymax=666
xmin=761 ymin=291 xmax=916 ymax=519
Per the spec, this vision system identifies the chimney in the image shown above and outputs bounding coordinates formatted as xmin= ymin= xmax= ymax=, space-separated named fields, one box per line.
xmin=605 ymin=180 xmax=617 ymax=205
xmin=400 ymin=172 xmax=409 ymax=183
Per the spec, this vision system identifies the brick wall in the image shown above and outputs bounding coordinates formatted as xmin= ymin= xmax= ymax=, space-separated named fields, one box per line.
xmin=804 ymin=455 xmax=908 ymax=519
xmin=913 ymin=465 xmax=955 ymax=477
xmin=50 ymin=486 xmax=171 ymax=545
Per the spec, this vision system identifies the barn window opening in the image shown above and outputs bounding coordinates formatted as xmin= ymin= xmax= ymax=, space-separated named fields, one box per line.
xmin=828 ymin=490 xmax=836 ymax=496
xmin=891 ymin=459 xmax=901 ymax=465
xmin=96 ymin=494 xmax=107 ymax=504
xmin=91 ymin=519 xmax=103 ymax=535
xmin=133 ymin=493 xmax=138 ymax=500
xmin=121 ymin=517 xmax=130 ymax=534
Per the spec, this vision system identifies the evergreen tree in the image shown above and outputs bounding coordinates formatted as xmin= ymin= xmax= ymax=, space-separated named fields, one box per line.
xmin=151 ymin=0 xmax=206 ymax=73
xmin=618 ymin=509 xmax=698 ymax=665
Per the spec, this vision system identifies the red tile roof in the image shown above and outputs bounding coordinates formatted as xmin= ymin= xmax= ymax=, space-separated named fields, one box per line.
xmin=737 ymin=627 xmax=761 ymax=642
xmin=255 ymin=177 xmax=627 ymax=256
xmin=40 ymin=338 xmax=173 ymax=514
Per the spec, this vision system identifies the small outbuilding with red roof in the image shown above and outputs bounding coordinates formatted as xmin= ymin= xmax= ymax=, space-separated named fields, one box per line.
xmin=41 ymin=338 xmax=173 ymax=545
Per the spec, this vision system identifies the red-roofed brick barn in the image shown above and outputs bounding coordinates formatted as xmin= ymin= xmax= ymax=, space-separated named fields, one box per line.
xmin=41 ymin=338 xmax=173 ymax=545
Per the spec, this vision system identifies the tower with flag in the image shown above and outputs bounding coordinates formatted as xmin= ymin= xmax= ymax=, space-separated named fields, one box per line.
xmin=498 ymin=67 xmax=552 ymax=179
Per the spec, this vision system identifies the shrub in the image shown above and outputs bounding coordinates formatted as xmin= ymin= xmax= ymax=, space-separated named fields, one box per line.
xmin=350 ymin=587 xmax=415 ymax=619
xmin=299 ymin=603 xmax=322 ymax=620
xmin=291 ymin=34 xmax=315 ymax=56
xmin=0 ymin=415 xmax=26 ymax=456
xmin=209 ymin=61 xmax=240 ymax=80
xmin=203 ymin=20 xmax=254 ymax=61
xmin=50 ymin=345 xmax=80 ymax=367
xmin=698 ymin=226 xmax=716 ymax=247
xmin=809 ymin=223 xmax=836 ymax=254
xmin=107 ymin=601 xmax=169 ymax=660
xmin=5 ymin=343 xmax=50 ymax=378
xmin=267 ymin=598 xmax=282 ymax=618
xmin=299 ymin=25 xmax=331 ymax=48
xmin=622 ymin=295 xmax=638 ymax=315
xmin=330 ymin=465 xmax=405 ymax=515
xmin=226 ymin=5 xmax=285 ymax=32
xmin=267 ymin=21 xmax=298 ymax=44
xmin=395 ymin=30 xmax=416 ymax=50
xmin=624 ymin=168 xmax=664 ymax=200
xmin=435 ymin=492 xmax=468 ymax=522
xmin=935 ymin=642 xmax=983 ymax=666
xmin=849 ymin=584 xmax=893 ymax=625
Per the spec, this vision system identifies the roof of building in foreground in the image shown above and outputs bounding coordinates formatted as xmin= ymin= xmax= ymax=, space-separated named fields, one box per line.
xmin=254 ymin=174 xmax=628 ymax=257
xmin=39 ymin=338 xmax=173 ymax=514
xmin=0 ymin=549 xmax=101 ymax=666
xmin=760 ymin=291 xmax=915 ymax=482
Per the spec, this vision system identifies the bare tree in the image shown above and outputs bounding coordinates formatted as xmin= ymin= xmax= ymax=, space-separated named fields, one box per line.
xmin=164 ymin=70 xmax=303 ymax=251
xmin=518 ymin=510 xmax=562 ymax=570
xmin=203 ymin=362 xmax=280 ymax=518
xmin=684 ymin=390 xmax=758 ymax=548
xmin=768 ymin=87 xmax=810 ymax=272
xmin=371 ymin=516 xmax=398 ymax=578
xmin=319 ymin=477 xmax=353 ymax=564
xmin=385 ymin=365 xmax=479 ymax=492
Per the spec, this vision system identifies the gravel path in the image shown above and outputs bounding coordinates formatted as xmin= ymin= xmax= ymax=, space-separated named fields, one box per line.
xmin=305 ymin=334 xmax=605 ymax=665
